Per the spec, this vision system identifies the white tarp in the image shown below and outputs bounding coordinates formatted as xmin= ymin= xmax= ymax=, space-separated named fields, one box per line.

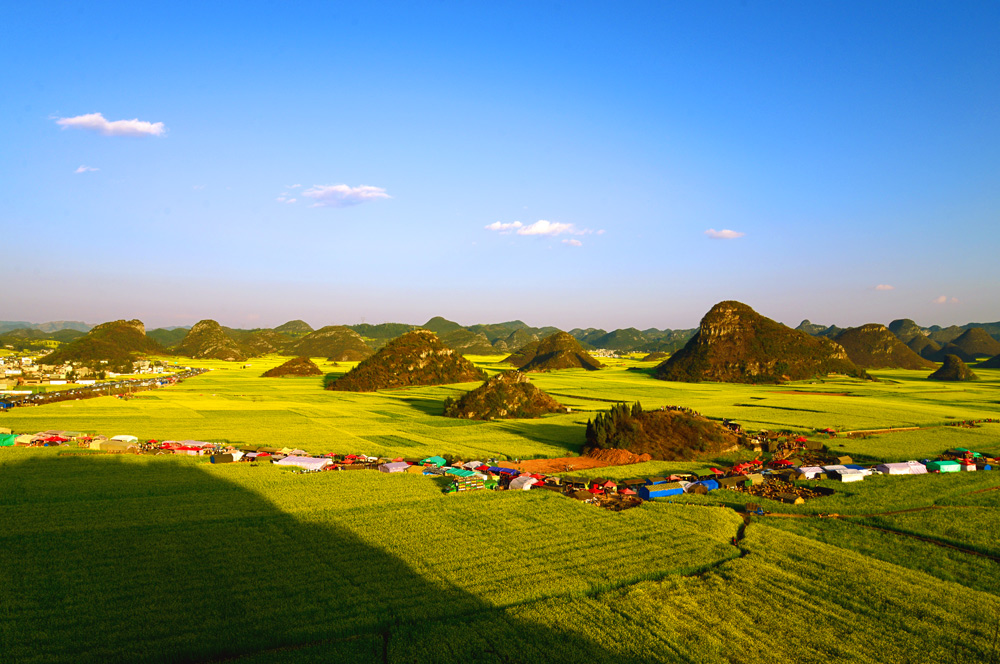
xmin=379 ymin=462 xmax=409 ymax=473
xmin=464 ymin=461 xmax=484 ymax=469
xmin=509 ymin=476 xmax=539 ymax=491
xmin=876 ymin=462 xmax=910 ymax=475
xmin=796 ymin=466 xmax=825 ymax=479
xmin=274 ymin=455 xmax=332 ymax=471
xmin=110 ymin=435 xmax=139 ymax=444
xmin=834 ymin=468 xmax=865 ymax=482
xmin=906 ymin=460 xmax=928 ymax=474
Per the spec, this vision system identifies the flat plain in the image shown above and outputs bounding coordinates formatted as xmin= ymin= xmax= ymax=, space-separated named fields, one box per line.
xmin=2 ymin=356 xmax=1000 ymax=662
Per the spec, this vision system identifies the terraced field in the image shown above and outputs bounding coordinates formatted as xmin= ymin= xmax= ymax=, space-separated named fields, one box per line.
xmin=2 ymin=358 xmax=1000 ymax=662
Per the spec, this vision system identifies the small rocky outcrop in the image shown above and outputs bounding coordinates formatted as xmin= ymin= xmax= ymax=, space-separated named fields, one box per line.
xmin=261 ymin=356 xmax=323 ymax=377
xmin=504 ymin=331 xmax=603 ymax=372
xmin=325 ymin=330 xmax=487 ymax=392
xmin=928 ymin=355 xmax=979 ymax=381
xmin=442 ymin=371 xmax=567 ymax=420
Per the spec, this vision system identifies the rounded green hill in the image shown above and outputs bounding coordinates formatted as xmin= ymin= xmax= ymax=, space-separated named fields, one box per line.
xmin=325 ymin=329 xmax=487 ymax=392
xmin=443 ymin=371 xmax=567 ymax=420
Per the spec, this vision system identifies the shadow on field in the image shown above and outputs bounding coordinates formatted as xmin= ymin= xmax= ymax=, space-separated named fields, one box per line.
xmin=0 ymin=454 xmax=621 ymax=664
xmin=495 ymin=420 xmax=585 ymax=455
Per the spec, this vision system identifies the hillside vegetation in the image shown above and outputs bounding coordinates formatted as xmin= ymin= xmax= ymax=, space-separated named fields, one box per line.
xmin=175 ymin=320 xmax=249 ymax=361
xmin=443 ymin=371 xmax=567 ymax=420
xmin=656 ymin=301 xmax=865 ymax=384
xmin=505 ymin=331 xmax=603 ymax=371
xmin=38 ymin=319 xmax=163 ymax=371
xmin=291 ymin=326 xmax=372 ymax=361
xmin=325 ymin=329 xmax=487 ymax=392
xmin=834 ymin=324 xmax=935 ymax=369
xmin=261 ymin=356 xmax=323 ymax=377
xmin=585 ymin=402 xmax=741 ymax=460
xmin=928 ymin=355 xmax=978 ymax=381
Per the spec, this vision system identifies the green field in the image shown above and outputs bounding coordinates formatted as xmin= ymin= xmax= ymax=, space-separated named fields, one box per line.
xmin=2 ymin=358 xmax=1000 ymax=662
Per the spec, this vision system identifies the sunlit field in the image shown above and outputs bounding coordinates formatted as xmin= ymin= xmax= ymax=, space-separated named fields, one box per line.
xmin=3 ymin=358 xmax=1000 ymax=662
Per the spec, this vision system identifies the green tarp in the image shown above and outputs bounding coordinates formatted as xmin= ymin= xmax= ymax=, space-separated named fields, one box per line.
xmin=0 ymin=434 xmax=16 ymax=447
xmin=420 ymin=456 xmax=447 ymax=468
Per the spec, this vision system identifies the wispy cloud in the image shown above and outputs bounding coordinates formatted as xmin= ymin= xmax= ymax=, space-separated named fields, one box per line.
xmin=74 ymin=165 xmax=99 ymax=174
xmin=933 ymin=295 xmax=959 ymax=304
xmin=485 ymin=219 xmax=592 ymax=237
xmin=55 ymin=112 xmax=166 ymax=137
xmin=705 ymin=228 xmax=745 ymax=240
xmin=276 ymin=196 xmax=297 ymax=204
xmin=285 ymin=198 xmax=297 ymax=204
xmin=192 ymin=184 xmax=206 ymax=190
xmin=286 ymin=184 xmax=301 ymax=189
xmin=302 ymin=184 xmax=390 ymax=208
xmin=874 ymin=284 xmax=895 ymax=291
xmin=562 ymin=239 xmax=582 ymax=247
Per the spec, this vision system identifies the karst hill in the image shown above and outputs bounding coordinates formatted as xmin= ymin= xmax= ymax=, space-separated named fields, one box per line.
xmin=442 ymin=371 xmax=567 ymax=420
xmin=655 ymin=301 xmax=864 ymax=383
xmin=261 ymin=356 xmax=323 ymax=377
xmin=291 ymin=326 xmax=373 ymax=361
xmin=504 ymin=331 xmax=603 ymax=371
xmin=949 ymin=327 xmax=1000 ymax=358
xmin=833 ymin=324 xmax=935 ymax=369
xmin=928 ymin=355 xmax=979 ymax=381
xmin=324 ymin=329 xmax=487 ymax=392
xmin=585 ymin=402 xmax=742 ymax=461
xmin=39 ymin=319 xmax=163 ymax=371
xmin=175 ymin=320 xmax=249 ymax=361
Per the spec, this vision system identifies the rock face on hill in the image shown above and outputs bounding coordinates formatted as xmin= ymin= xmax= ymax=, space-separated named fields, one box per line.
xmin=175 ymin=320 xmax=248 ymax=361
xmin=928 ymin=355 xmax=978 ymax=381
xmin=950 ymin=328 xmax=1000 ymax=358
xmin=505 ymin=331 xmax=603 ymax=372
xmin=655 ymin=301 xmax=864 ymax=384
xmin=292 ymin=326 xmax=373 ymax=361
xmin=833 ymin=324 xmax=935 ymax=369
xmin=585 ymin=402 xmax=741 ymax=461
xmin=442 ymin=371 xmax=567 ymax=420
xmin=261 ymin=356 xmax=323 ymax=377
xmin=39 ymin=319 xmax=162 ymax=371
xmin=325 ymin=329 xmax=487 ymax=392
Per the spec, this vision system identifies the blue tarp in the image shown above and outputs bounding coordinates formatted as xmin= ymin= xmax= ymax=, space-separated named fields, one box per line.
xmin=487 ymin=467 xmax=519 ymax=475
xmin=686 ymin=479 xmax=719 ymax=492
xmin=639 ymin=485 xmax=684 ymax=500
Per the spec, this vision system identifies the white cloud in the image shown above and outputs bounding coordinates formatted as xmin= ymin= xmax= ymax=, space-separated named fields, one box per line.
xmin=875 ymin=284 xmax=895 ymax=291
xmin=302 ymin=184 xmax=390 ymax=207
xmin=932 ymin=295 xmax=959 ymax=304
xmin=562 ymin=239 xmax=582 ymax=247
xmin=276 ymin=196 xmax=287 ymax=202
xmin=705 ymin=228 xmax=745 ymax=240
xmin=286 ymin=184 xmax=301 ymax=189
xmin=485 ymin=219 xmax=591 ymax=237
xmin=517 ymin=220 xmax=576 ymax=236
xmin=485 ymin=221 xmax=523 ymax=233
xmin=74 ymin=165 xmax=99 ymax=173
xmin=55 ymin=112 xmax=166 ymax=137
xmin=285 ymin=198 xmax=297 ymax=204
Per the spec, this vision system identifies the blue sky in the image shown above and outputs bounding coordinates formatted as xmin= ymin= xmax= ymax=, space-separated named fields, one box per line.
xmin=2 ymin=1 xmax=998 ymax=331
